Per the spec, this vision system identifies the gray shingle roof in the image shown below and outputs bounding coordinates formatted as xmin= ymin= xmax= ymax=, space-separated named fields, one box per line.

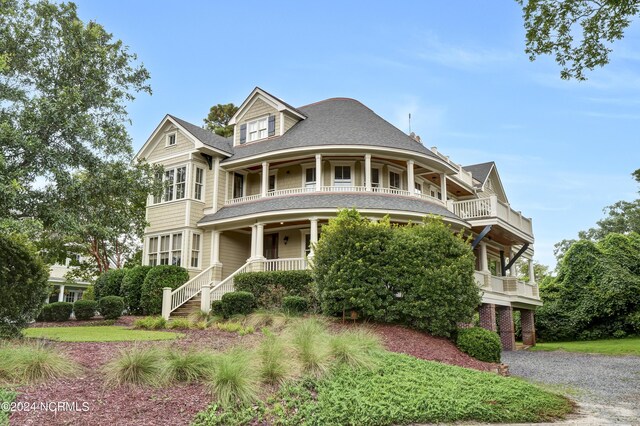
xmin=198 ymin=193 xmax=463 ymax=223
xmin=222 ymin=98 xmax=440 ymax=162
xmin=463 ymin=161 xmax=494 ymax=186
xmin=169 ymin=114 xmax=234 ymax=155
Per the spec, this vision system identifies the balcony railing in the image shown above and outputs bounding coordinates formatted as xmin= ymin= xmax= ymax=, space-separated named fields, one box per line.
xmin=474 ymin=271 xmax=540 ymax=301
xmin=449 ymin=196 xmax=533 ymax=236
xmin=225 ymin=185 xmax=442 ymax=205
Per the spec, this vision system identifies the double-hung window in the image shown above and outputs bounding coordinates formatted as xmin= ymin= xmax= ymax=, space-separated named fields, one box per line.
xmin=334 ymin=165 xmax=352 ymax=188
xmin=248 ymin=117 xmax=268 ymax=142
xmin=164 ymin=170 xmax=174 ymax=201
xmin=268 ymin=174 xmax=276 ymax=193
xmin=166 ymin=133 xmax=176 ymax=146
xmin=148 ymin=233 xmax=183 ymax=267
xmin=175 ymin=167 xmax=186 ymax=199
xmin=171 ymin=233 xmax=182 ymax=266
xmin=191 ymin=234 xmax=201 ymax=268
xmin=148 ymin=237 xmax=159 ymax=266
xmin=233 ymin=173 xmax=245 ymax=198
xmin=159 ymin=236 xmax=170 ymax=265
xmin=389 ymin=171 xmax=401 ymax=190
xmin=159 ymin=166 xmax=187 ymax=203
xmin=371 ymin=168 xmax=380 ymax=189
xmin=414 ymin=182 xmax=422 ymax=195
xmin=304 ymin=167 xmax=316 ymax=190
xmin=194 ymin=167 xmax=204 ymax=200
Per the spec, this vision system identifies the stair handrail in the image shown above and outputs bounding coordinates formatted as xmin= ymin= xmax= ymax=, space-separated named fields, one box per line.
xmin=169 ymin=265 xmax=214 ymax=313
xmin=209 ymin=261 xmax=252 ymax=300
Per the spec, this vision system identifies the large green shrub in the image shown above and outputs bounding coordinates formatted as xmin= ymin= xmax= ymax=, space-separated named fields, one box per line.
xmin=235 ymin=270 xmax=314 ymax=309
xmin=73 ymin=300 xmax=97 ymax=320
xmin=0 ymin=234 xmax=49 ymax=338
xmin=313 ymin=209 xmax=480 ymax=338
xmin=120 ymin=265 xmax=152 ymax=315
xmin=94 ymin=269 xmax=126 ymax=300
xmin=45 ymin=302 xmax=73 ymax=322
xmin=282 ymin=296 xmax=309 ymax=315
xmin=82 ymin=286 xmax=95 ymax=301
xmin=456 ymin=327 xmax=502 ymax=363
xmin=536 ymin=234 xmax=640 ymax=341
xmin=221 ymin=291 xmax=256 ymax=317
xmin=140 ymin=265 xmax=189 ymax=315
xmin=98 ymin=296 xmax=125 ymax=320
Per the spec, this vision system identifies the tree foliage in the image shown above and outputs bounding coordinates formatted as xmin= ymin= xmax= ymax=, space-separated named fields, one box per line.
xmin=313 ymin=209 xmax=480 ymax=338
xmin=517 ymin=0 xmax=640 ymax=80
xmin=0 ymin=234 xmax=49 ymax=338
xmin=203 ymin=103 xmax=238 ymax=138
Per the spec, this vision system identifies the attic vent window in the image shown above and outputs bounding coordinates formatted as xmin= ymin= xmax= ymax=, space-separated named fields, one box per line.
xmin=166 ymin=133 xmax=177 ymax=146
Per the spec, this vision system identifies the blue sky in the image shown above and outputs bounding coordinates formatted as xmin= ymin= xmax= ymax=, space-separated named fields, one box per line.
xmin=74 ymin=0 xmax=640 ymax=268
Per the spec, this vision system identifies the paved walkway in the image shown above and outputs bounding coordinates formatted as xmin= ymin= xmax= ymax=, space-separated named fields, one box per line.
xmin=501 ymin=350 xmax=640 ymax=425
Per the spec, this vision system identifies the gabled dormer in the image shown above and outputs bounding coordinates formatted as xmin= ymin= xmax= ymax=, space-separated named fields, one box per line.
xmin=229 ymin=87 xmax=307 ymax=146
xmin=463 ymin=161 xmax=509 ymax=203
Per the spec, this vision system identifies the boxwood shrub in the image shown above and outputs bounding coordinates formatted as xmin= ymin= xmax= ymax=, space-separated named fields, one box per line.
xmin=234 ymin=270 xmax=314 ymax=309
xmin=94 ymin=269 xmax=126 ymax=300
xmin=282 ymin=296 xmax=309 ymax=315
xmin=140 ymin=265 xmax=189 ymax=315
xmin=120 ymin=265 xmax=152 ymax=315
xmin=220 ymin=291 xmax=255 ymax=317
xmin=44 ymin=302 xmax=73 ymax=322
xmin=98 ymin=296 xmax=125 ymax=320
xmin=73 ymin=299 xmax=97 ymax=320
xmin=211 ymin=300 xmax=223 ymax=316
xmin=456 ymin=327 xmax=502 ymax=363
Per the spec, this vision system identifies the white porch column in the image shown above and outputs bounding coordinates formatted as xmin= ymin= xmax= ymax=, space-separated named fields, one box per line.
xmin=315 ymin=154 xmax=322 ymax=191
xmin=309 ymin=217 xmax=319 ymax=257
xmin=212 ymin=157 xmax=220 ymax=211
xmin=528 ymin=258 xmax=536 ymax=284
xmin=212 ymin=230 xmax=222 ymax=265
xmin=261 ymin=161 xmax=269 ymax=197
xmin=200 ymin=283 xmax=211 ymax=313
xmin=58 ymin=284 xmax=65 ymax=302
xmin=249 ymin=225 xmax=257 ymax=260
xmin=407 ymin=159 xmax=415 ymax=196
xmin=365 ymin=154 xmax=372 ymax=191
xmin=440 ymin=173 xmax=447 ymax=202
xmin=479 ymin=242 xmax=490 ymax=273
xmin=509 ymin=246 xmax=517 ymax=277
xmin=256 ymin=223 xmax=265 ymax=260
xmin=161 ymin=287 xmax=172 ymax=320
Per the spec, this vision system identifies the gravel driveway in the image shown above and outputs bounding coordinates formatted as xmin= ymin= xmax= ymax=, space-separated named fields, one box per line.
xmin=502 ymin=350 xmax=640 ymax=425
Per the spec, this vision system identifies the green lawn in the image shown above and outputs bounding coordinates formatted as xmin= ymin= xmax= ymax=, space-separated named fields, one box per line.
xmin=0 ymin=388 xmax=16 ymax=426
xmin=23 ymin=326 xmax=183 ymax=342
xmin=530 ymin=337 xmax=640 ymax=356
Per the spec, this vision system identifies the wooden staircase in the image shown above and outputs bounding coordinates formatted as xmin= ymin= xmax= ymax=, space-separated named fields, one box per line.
xmin=170 ymin=295 xmax=202 ymax=318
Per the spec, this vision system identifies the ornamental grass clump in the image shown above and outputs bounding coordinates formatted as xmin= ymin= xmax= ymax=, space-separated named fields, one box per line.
xmin=329 ymin=329 xmax=382 ymax=369
xmin=257 ymin=332 xmax=299 ymax=385
xmin=166 ymin=318 xmax=194 ymax=330
xmin=165 ymin=349 xmax=216 ymax=383
xmin=134 ymin=316 xmax=167 ymax=330
xmin=207 ymin=349 xmax=259 ymax=408
xmin=103 ymin=346 xmax=166 ymax=387
xmin=0 ymin=343 xmax=77 ymax=384
xmin=285 ymin=317 xmax=331 ymax=378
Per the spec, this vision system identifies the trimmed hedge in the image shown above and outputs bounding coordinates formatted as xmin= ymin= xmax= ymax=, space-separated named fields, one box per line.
xmin=221 ymin=291 xmax=255 ymax=317
xmin=94 ymin=269 xmax=126 ymax=300
xmin=43 ymin=302 xmax=73 ymax=322
xmin=73 ymin=300 xmax=97 ymax=320
xmin=120 ymin=265 xmax=152 ymax=315
xmin=282 ymin=296 xmax=309 ymax=315
xmin=234 ymin=270 xmax=314 ymax=309
xmin=140 ymin=265 xmax=189 ymax=315
xmin=211 ymin=300 xmax=223 ymax=316
xmin=456 ymin=327 xmax=502 ymax=363
xmin=98 ymin=296 xmax=125 ymax=320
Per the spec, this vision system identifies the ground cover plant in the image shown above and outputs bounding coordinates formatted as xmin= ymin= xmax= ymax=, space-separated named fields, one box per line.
xmin=0 ymin=343 xmax=77 ymax=384
xmin=529 ymin=337 xmax=640 ymax=356
xmin=0 ymin=388 xmax=16 ymax=426
xmin=22 ymin=326 xmax=182 ymax=342
xmin=456 ymin=327 xmax=502 ymax=363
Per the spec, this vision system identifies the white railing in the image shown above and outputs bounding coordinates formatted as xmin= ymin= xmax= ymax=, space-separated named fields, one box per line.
xmin=450 ymin=198 xmax=494 ymax=219
xmin=373 ymin=187 xmax=411 ymax=197
xmin=263 ymin=258 xmax=308 ymax=271
xmin=225 ymin=194 xmax=262 ymax=205
xmin=267 ymin=187 xmax=309 ymax=197
xmin=169 ymin=265 xmax=213 ymax=313
xmin=449 ymin=196 xmax=533 ymax=236
xmin=210 ymin=261 xmax=252 ymax=301
xmin=320 ymin=185 xmax=367 ymax=193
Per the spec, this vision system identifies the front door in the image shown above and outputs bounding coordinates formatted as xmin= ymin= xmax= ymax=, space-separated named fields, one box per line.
xmin=264 ymin=234 xmax=278 ymax=259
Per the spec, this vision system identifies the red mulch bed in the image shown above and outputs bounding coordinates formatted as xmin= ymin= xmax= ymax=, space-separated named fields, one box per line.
xmin=29 ymin=315 xmax=138 ymax=328
xmin=332 ymin=321 xmax=502 ymax=373
xmin=9 ymin=326 xmax=257 ymax=426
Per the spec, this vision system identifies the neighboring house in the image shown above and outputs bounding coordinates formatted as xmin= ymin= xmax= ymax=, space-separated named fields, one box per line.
xmin=47 ymin=256 xmax=90 ymax=303
xmin=136 ymin=87 xmax=540 ymax=350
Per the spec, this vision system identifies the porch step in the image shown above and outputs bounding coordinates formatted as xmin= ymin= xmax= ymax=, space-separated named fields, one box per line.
xmin=170 ymin=296 xmax=202 ymax=318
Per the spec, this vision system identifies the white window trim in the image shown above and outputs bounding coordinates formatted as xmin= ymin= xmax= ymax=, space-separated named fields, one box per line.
xmin=301 ymin=163 xmax=317 ymax=189
xmin=331 ymin=161 xmax=355 ymax=187
xmin=193 ymin=164 xmax=206 ymax=202
xmin=145 ymin=232 xmax=184 ymax=267
xmin=268 ymin=170 xmax=277 ymax=193
xmin=232 ymin=170 xmax=248 ymax=199
xmin=370 ymin=162 xmax=382 ymax=189
xmin=414 ymin=177 xmax=426 ymax=195
xmin=153 ymin=164 xmax=189 ymax=205
xmin=165 ymin=131 xmax=177 ymax=148
xmin=387 ymin=165 xmax=403 ymax=190
xmin=246 ymin=115 xmax=269 ymax=142
xmin=190 ymin=232 xmax=202 ymax=269
xmin=300 ymin=229 xmax=311 ymax=257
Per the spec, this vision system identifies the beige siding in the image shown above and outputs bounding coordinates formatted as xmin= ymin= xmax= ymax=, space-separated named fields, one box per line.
xmin=190 ymin=202 xmax=203 ymax=227
xmin=217 ymin=170 xmax=227 ymax=210
xmin=204 ymin=165 xmax=215 ymax=210
xmin=146 ymin=201 xmax=188 ymax=233
xmin=322 ymin=161 xmax=331 ymax=186
xmin=234 ymin=98 xmax=280 ymax=146
xmin=201 ymin=231 xmax=212 ymax=269
xmin=276 ymin=165 xmax=303 ymax=190
xmin=354 ymin=161 xmax=362 ymax=186
xmin=146 ymin=124 xmax=195 ymax=163
xmin=283 ymin=113 xmax=300 ymax=133
xmin=277 ymin=231 xmax=303 ymax=258
xmin=219 ymin=231 xmax=251 ymax=279
xmin=247 ymin=172 xmax=261 ymax=196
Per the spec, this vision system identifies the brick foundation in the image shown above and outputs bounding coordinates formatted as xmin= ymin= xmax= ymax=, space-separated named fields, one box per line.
xmin=478 ymin=303 xmax=497 ymax=332
xmin=520 ymin=309 xmax=536 ymax=346
xmin=497 ymin=306 xmax=515 ymax=351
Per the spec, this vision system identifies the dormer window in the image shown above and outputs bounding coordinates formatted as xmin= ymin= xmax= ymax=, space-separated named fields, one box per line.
xmin=248 ymin=116 xmax=268 ymax=142
xmin=166 ymin=132 xmax=177 ymax=147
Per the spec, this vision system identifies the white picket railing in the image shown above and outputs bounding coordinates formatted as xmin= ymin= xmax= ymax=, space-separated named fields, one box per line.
xmin=320 ymin=185 xmax=367 ymax=193
xmin=210 ymin=261 xmax=252 ymax=301
xmin=263 ymin=258 xmax=308 ymax=271
xmin=169 ymin=265 xmax=213 ymax=313
xmin=450 ymin=198 xmax=494 ymax=219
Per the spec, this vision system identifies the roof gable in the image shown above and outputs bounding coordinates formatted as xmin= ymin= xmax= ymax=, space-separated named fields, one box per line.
xmin=229 ymin=87 xmax=307 ymax=126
